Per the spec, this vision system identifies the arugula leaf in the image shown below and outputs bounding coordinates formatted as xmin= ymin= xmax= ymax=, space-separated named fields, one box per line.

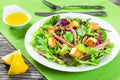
xmin=86 ymin=47 xmax=99 ymax=55
xmin=42 ymin=15 xmax=60 ymax=29
xmin=58 ymin=44 xmax=70 ymax=56
xmin=30 ymin=30 xmax=48 ymax=51
xmin=77 ymin=25 xmax=86 ymax=36
xmin=84 ymin=18 xmax=91 ymax=26
xmin=42 ymin=51 xmax=66 ymax=66
xmin=56 ymin=59 xmax=67 ymax=66
xmin=66 ymin=16 xmax=72 ymax=22
xmin=30 ymin=28 xmax=67 ymax=65
xmin=66 ymin=16 xmax=82 ymax=22
xmin=72 ymin=17 xmax=82 ymax=22
xmin=76 ymin=44 xmax=101 ymax=65
xmin=75 ymin=58 xmax=98 ymax=65
xmin=77 ymin=25 xmax=92 ymax=37
xmin=76 ymin=44 xmax=87 ymax=53
xmin=98 ymin=43 xmax=114 ymax=56
xmin=104 ymin=43 xmax=114 ymax=54
xmin=90 ymin=54 xmax=100 ymax=64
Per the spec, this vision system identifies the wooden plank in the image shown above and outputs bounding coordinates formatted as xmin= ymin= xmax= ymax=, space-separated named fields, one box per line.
xmin=0 ymin=34 xmax=46 ymax=80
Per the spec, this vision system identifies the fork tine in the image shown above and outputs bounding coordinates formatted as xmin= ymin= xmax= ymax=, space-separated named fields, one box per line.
xmin=42 ymin=0 xmax=60 ymax=10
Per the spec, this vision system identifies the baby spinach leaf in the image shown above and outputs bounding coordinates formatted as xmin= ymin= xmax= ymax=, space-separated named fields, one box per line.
xmin=64 ymin=32 xmax=74 ymax=43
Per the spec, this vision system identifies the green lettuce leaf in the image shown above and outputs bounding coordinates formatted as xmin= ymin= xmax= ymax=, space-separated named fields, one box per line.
xmin=98 ymin=43 xmax=114 ymax=56
xmin=64 ymin=32 xmax=74 ymax=43
xmin=42 ymin=15 xmax=60 ymax=29
xmin=58 ymin=44 xmax=70 ymax=56
xmin=76 ymin=44 xmax=87 ymax=53
xmin=97 ymin=28 xmax=107 ymax=41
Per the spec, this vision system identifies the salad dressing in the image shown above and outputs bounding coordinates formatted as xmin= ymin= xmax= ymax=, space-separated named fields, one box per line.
xmin=6 ymin=12 xmax=28 ymax=26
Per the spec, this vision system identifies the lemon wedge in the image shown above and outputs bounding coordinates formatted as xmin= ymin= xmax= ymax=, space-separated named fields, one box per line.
xmin=8 ymin=52 xmax=28 ymax=75
xmin=1 ymin=50 xmax=29 ymax=75
xmin=1 ymin=50 xmax=21 ymax=65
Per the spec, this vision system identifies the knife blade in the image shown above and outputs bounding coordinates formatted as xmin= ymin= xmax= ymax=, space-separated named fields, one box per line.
xmin=35 ymin=11 xmax=107 ymax=17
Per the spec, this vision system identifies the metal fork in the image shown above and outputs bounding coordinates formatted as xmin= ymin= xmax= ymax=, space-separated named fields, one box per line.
xmin=42 ymin=0 xmax=105 ymax=10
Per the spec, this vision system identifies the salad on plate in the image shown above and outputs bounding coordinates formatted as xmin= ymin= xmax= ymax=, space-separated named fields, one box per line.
xmin=30 ymin=15 xmax=114 ymax=66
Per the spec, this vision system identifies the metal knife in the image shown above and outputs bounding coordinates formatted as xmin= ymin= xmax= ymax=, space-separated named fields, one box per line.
xmin=35 ymin=11 xmax=107 ymax=16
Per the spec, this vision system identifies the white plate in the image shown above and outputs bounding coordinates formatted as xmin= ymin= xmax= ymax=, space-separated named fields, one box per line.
xmin=25 ymin=13 xmax=120 ymax=72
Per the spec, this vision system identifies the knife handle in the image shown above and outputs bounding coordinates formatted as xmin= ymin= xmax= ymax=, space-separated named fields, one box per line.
xmin=64 ymin=5 xmax=105 ymax=10
xmin=81 ymin=11 xmax=107 ymax=16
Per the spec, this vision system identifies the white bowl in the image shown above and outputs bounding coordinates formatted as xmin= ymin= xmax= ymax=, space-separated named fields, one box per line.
xmin=2 ymin=4 xmax=31 ymax=29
